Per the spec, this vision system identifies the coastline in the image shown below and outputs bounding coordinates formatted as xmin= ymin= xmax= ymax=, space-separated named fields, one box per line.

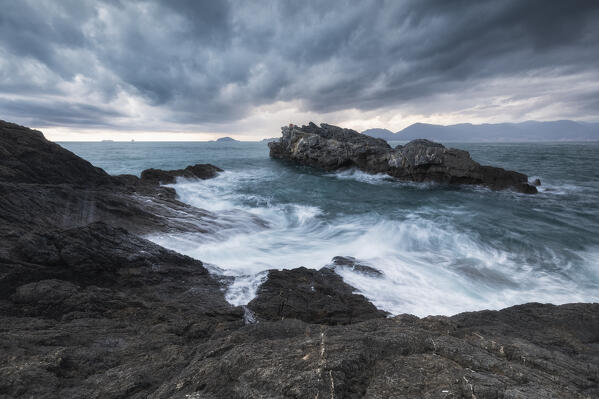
xmin=1 ymin=120 xmax=598 ymax=398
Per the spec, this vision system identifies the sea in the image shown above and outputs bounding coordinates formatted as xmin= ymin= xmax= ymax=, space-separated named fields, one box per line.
xmin=60 ymin=140 xmax=599 ymax=317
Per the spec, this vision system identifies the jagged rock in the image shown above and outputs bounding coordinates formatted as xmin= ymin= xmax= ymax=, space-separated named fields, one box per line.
xmin=0 ymin=121 xmax=227 ymax=256
xmin=0 ymin=223 xmax=244 ymax=398
xmin=247 ymin=267 xmax=388 ymax=325
xmin=140 ymin=164 xmax=223 ymax=185
xmin=269 ymin=122 xmax=539 ymax=193
xmin=149 ymin=303 xmax=599 ymax=399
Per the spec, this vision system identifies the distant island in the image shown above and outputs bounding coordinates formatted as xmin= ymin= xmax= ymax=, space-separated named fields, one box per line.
xmin=215 ymin=136 xmax=238 ymax=142
xmin=100 ymin=139 xmax=114 ymax=142
xmin=362 ymin=120 xmax=599 ymax=142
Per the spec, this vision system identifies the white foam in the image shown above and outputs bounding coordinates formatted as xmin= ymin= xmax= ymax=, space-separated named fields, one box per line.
xmin=225 ymin=271 xmax=269 ymax=306
xmin=325 ymin=168 xmax=392 ymax=184
xmin=145 ymin=170 xmax=599 ymax=316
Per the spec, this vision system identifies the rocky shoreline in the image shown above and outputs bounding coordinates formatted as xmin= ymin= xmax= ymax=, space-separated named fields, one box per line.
xmin=269 ymin=122 xmax=539 ymax=193
xmin=1 ymin=120 xmax=598 ymax=398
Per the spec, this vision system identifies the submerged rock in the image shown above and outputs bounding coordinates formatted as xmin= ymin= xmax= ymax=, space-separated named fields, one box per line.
xmin=327 ymin=256 xmax=383 ymax=277
xmin=269 ymin=122 xmax=539 ymax=193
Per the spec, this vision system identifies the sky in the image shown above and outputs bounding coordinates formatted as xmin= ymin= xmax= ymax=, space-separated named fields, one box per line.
xmin=1 ymin=0 xmax=598 ymax=141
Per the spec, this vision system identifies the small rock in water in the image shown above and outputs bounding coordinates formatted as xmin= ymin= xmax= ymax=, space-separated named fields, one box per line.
xmin=329 ymin=256 xmax=383 ymax=277
xmin=140 ymin=163 xmax=223 ymax=185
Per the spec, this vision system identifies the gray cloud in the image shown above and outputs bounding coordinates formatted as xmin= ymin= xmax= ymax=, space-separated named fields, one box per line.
xmin=0 ymin=0 xmax=598 ymax=132
xmin=0 ymin=98 xmax=124 ymax=128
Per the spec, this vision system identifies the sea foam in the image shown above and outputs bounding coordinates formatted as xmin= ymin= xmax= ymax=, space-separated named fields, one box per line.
xmin=146 ymin=170 xmax=599 ymax=317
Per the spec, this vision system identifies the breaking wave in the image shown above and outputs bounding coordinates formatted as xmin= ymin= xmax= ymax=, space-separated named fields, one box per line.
xmin=146 ymin=168 xmax=599 ymax=317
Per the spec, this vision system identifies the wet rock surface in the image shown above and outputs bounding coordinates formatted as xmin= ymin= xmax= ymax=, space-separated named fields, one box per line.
xmin=269 ymin=122 xmax=538 ymax=193
xmin=1 ymin=120 xmax=598 ymax=398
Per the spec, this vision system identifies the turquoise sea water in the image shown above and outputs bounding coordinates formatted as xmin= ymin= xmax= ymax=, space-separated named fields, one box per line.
xmin=61 ymin=140 xmax=599 ymax=316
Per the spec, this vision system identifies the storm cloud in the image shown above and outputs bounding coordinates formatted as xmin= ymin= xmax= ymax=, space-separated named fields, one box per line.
xmin=1 ymin=0 xmax=598 ymax=136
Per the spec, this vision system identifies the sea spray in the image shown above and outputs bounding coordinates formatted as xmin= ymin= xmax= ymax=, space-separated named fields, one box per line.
xmin=60 ymin=141 xmax=599 ymax=316
xmin=146 ymin=166 xmax=599 ymax=316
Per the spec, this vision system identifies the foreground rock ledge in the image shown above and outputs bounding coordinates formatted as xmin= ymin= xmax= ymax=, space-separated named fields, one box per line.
xmin=269 ymin=122 xmax=538 ymax=193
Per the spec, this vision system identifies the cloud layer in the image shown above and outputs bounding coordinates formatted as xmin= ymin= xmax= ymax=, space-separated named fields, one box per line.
xmin=1 ymin=0 xmax=598 ymax=138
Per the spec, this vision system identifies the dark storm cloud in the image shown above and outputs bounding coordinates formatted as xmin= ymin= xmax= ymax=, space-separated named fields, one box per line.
xmin=0 ymin=98 xmax=124 ymax=128
xmin=0 ymin=0 xmax=598 ymax=129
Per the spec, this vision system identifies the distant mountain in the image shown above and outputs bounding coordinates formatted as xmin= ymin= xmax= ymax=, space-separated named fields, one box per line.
xmin=215 ymin=136 xmax=238 ymax=142
xmin=360 ymin=128 xmax=396 ymax=141
xmin=361 ymin=120 xmax=599 ymax=142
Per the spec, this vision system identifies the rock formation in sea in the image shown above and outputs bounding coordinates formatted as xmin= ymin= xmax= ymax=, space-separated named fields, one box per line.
xmin=140 ymin=163 xmax=223 ymax=185
xmin=269 ymin=122 xmax=539 ymax=193
xmin=1 ymin=119 xmax=597 ymax=398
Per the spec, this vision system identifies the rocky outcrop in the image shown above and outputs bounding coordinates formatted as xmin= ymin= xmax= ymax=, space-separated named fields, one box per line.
xmin=149 ymin=303 xmax=599 ymax=399
xmin=269 ymin=122 xmax=538 ymax=193
xmin=140 ymin=164 xmax=223 ymax=185
xmin=0 ymin=223 xmax=244 ymax=398
xmin=247 ymin=267 xmax=388 ymax=325
xmin=0 ymin=121 xmax=225 ymax=257
xmin=2 ymin=120 xmax=598 ymax=398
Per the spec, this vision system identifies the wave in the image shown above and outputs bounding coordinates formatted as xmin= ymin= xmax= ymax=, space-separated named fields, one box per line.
xmin=145 ymin=170 xmax=599 ymax=317
xmin=325 ymin=169 xmax=392 ymax=184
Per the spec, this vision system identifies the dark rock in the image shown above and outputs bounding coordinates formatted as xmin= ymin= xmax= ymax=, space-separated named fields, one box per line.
xmin=0 ymin=120 xmax=112 ymax=185
xmin=328 ymin=256 xmax=383 ymax=277
xmin=269 ymin=122 xmax=538 ymax=194
xmin=111 ymin=173 xmax=142 ymax=186
xmin=0 ymin=182 xmax=219 ymax=258
xmin=10 ymin=222 xmax=212 ymax=286
xmin=0 ymin=121 xmax=228 ymax=254
xmin=11 ymin=279 xmax=79 ymax=305
xmin=0 ymin=222 xmax=244 ymax=398
xmin=148 ymin=303 xmax=599 ymax=399
xmin=140 ymin=164 xmax=223 ymax=185
xmin=514 ymin=182 xmax=539 ymax=194
xmin=532 ymin=178 xmax=542 ymax=186
xmin=247 ymin=267 xmax=388 ymax=325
